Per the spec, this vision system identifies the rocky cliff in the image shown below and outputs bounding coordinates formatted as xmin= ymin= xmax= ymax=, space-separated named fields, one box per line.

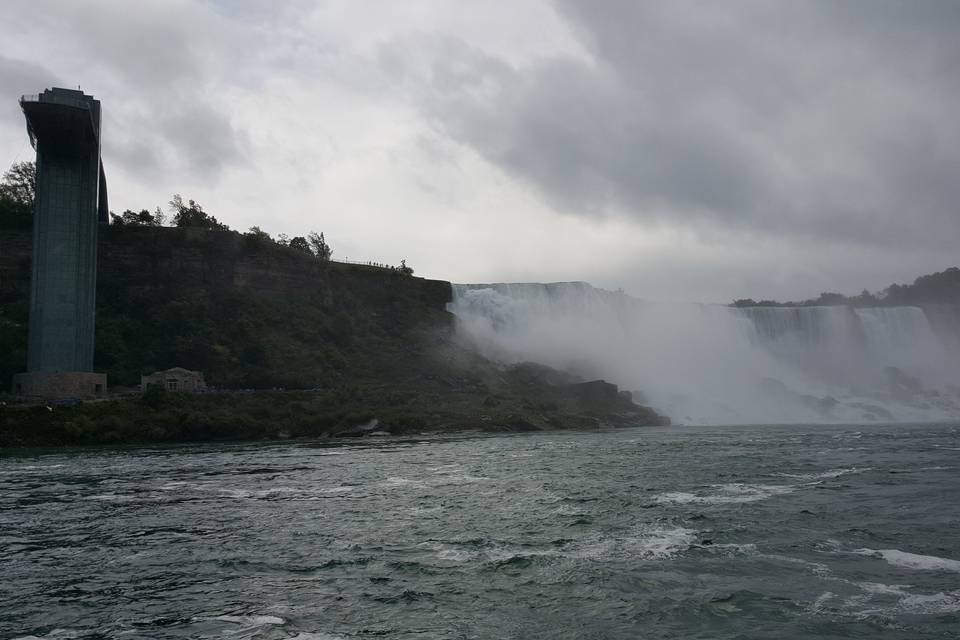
xmin=0 ymin=227 xmax=668 ymax=446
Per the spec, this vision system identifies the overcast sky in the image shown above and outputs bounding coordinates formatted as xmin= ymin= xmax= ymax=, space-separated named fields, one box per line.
xmin=1 ymin=1 xmax=957 ymax=302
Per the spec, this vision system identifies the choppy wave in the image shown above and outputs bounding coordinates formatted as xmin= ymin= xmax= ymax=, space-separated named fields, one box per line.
xmin=420 ymin=525 xmax=701 ymax=566
xmin=655 ymin=467 xmax=872 ymax=505
xmin=5 ymin=423 xmax=959 ymax=638
xmin=817 ymin=583 xmax=960 ymax=619
xmin=208 ymin=615 xmax=285 ymax=625
xmin=854 ymin=548 xmax=960 ymax=572
xmin=622 ymin=526 xmax=699 ymax=559
xmin=776 ymin=467 xmax=869 ymax=481
xmin=656 ymin=483 xmax=797 ymax=505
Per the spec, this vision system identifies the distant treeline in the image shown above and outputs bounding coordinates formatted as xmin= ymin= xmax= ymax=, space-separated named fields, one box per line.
xmin=732 ymin=267 xmax=960 ymax=308
xmin=0 ymin=160 xmax=413 ymax=274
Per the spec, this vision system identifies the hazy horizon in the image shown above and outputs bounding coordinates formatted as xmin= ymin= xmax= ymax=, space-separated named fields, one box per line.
xmin=2 ymin=1 xmax=958 ymax=303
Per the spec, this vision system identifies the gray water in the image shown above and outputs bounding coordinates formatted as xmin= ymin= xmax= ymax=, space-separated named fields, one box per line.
xmin=2 ymin=423 xmax=960 ymax=639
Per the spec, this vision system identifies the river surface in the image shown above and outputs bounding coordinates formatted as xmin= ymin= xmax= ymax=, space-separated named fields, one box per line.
xmin=2 ymin=423 xmax=960 ymax=639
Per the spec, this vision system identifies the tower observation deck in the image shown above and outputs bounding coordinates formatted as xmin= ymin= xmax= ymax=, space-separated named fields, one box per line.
xmin=12 ymin=88 xmax=108 ymax=399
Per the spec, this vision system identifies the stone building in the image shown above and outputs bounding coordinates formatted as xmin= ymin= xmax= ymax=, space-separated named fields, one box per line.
xmin=140 ymin=368 xmax=206 ymax=392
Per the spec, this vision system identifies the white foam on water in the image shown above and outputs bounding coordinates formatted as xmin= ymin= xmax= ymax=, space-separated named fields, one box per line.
xmin=409 ymin=505 xmax=443 ymax=516
xmin=159 ymin=481 xmax=191 ymax=490
xmin=9 ymin=464 xmax=66 ymax=471
xmin=11 ymin=631 xmax=81 ymax=640
xmin=217 ymin=488 xmax=253 ymax=498
xmin=431 ymin=474 xmax=489 ymax=486
xmin=810 ymin=591 xmax=836 ymax=613
xmin=319 ymin=486 xmax=355 ymax=494
xmin=701 ymin=542 xmax=758 ymax=556
xmin=82 ymin=493 xmax=140 ymax=502
xmin=214 ymin=487 xmax=323 ymax=501
xmin=857 ymin=582 xmax=912 ymax=596
xmin=288 ymin=633 xmax=350 ymax=640
xmin=427 ymin=544 xmax=478 ymax=563
xmin=838 ymin=584 xmax=960 ymax=618
xmin=897 ymin=591 xmax=960 ymax=615
xmin=552 ymin=503 xmax=588 ymax=516
xmin=382 ymin=476 xmax=428 ymax=489
xmin=620 ymin=526 xmax=698 ymax=560
xmin=777 ymin=467 xmax=869 ymax=481
xmin=421 ymin=526 xmax=699 ymax=566
xmin=428 ymin=464 xmax=462 ymax=473
xmin=655 ymin=483 xmax=796 ymax=504
xmin=210 ymin=615 xmax=285 ymax=625
xmin=760 ymin=553 xmax=832 ymax=577
xmin=854 ymin=548 xmax=960 ymax=572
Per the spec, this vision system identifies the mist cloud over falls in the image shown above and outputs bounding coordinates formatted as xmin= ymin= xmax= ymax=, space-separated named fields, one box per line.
xmin=449 ymin=283 xmax=960 ymax=425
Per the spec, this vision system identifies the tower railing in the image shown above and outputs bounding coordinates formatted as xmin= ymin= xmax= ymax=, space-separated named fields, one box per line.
xmin=20 ymin=92 xmax=91 ymax=110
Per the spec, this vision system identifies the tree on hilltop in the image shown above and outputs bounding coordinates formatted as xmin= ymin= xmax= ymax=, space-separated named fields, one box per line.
xmin=169 ymin=194 xmax=229 ymax=231
xmin=110 ymin=208 xmax=164 ymax=227
xmin=288 ymin=236 xmax=312 ymax=254
xmin=246 ymin=226 xmax=271 ymax=241
xmin=307 ymin=231 xmax=332 ymax=261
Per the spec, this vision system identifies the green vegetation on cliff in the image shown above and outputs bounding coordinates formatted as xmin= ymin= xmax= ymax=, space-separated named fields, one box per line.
xmin=0 ymin=363 xmax=664 ymax=447
xmin=731 ymin=267 xmax=960 ymax=308
xmin=0 ymin=224 xmax=667 ymax=446
xmin=1 ymin=225 xmax=447 ymax=388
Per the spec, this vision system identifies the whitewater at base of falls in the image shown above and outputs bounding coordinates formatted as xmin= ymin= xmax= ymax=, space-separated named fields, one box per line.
xmin=448 ymin=283 xmax=960 ymax=425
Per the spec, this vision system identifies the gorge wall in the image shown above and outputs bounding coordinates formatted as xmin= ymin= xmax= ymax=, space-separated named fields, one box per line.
xmin=1 ymin=227 xmax=452 ymax=389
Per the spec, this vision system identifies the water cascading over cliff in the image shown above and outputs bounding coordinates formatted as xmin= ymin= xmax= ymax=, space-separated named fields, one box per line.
xmin=448 ymin=283 xmax=960 ymax=425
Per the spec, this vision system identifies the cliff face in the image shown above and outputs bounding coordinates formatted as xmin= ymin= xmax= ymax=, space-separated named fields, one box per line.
xmin=1 ymin=226 xmax=452 ymax=388
xmin=0 ymin=227 xmax=668 ymax=446
xmin=0 ymin=230 xmax=31 ymax=384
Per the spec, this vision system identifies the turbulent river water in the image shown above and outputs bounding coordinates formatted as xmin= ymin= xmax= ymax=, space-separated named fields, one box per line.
xmin=3 ymin=423 xmax=960 ymax=639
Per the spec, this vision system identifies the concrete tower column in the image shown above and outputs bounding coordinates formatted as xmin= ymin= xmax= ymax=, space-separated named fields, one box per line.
xmin=12 ymin=88 xmax=108 ymax=399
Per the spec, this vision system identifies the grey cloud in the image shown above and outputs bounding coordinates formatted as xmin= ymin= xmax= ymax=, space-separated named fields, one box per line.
xmin=0 ymin=56 xmax=59 ymax=97
xmin=385 ymin=1 xmax=960 ymax=251
xmin=0 ymin=56 xmax=60 ymax=139
xmin=101 ymin=137 xmax=163 ymax=179
xmin=157 ymin=103 xmax=251 ymax=180
xmin=0 ymin=1 xmax=252 ymax=184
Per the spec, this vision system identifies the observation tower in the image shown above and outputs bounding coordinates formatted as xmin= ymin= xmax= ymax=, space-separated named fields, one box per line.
xmin=12 ymin=88 xmax=108 ymax=399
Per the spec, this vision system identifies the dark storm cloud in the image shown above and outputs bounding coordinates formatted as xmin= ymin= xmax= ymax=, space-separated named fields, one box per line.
xmin=386 ymin=1 xmax=960 ymax=250
xmin=0 ymin=0 xmax=250 ymax=182
xmin=0 ymin=56 xmax=59 ymax=97
xmin=0 ymin=56 xmax=60 ymax=140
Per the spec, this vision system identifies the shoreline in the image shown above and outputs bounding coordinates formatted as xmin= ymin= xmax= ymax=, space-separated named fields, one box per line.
xmin=0 ymin=377 xmax=670 ymax=449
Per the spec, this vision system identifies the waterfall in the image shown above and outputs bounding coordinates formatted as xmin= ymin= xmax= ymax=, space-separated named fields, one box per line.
xmin=449 ymin=283 xmax=960 ymax=425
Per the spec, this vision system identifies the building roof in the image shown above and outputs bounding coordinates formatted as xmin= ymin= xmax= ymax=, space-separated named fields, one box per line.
xmin=144 ymin=367 xmax=203 ymax=376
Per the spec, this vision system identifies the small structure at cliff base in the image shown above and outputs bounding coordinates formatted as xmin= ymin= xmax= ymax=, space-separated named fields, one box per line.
xmin=141 ymin=368 xmax=207 ymax=393
xmin=11 ymin=87 xmax=109 ymax=400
